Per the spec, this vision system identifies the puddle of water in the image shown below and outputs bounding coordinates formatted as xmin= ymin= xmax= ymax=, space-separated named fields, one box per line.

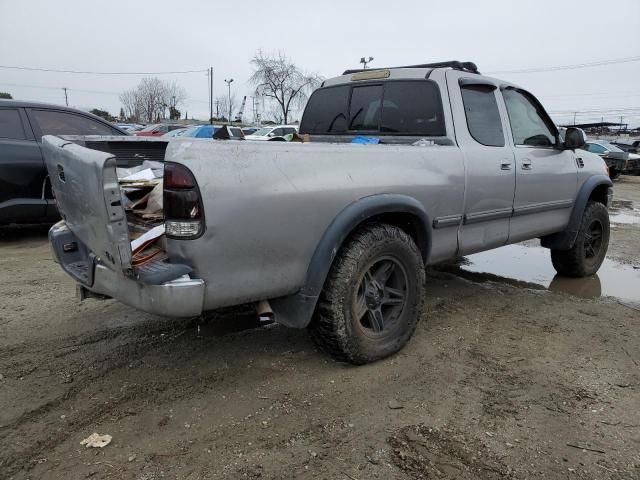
xmin=609 ymin=199 xmax=640 ymax=225
xmin=460 ymin=244 xmax=640 ymax=304
xmin=610 ymin=213 xmax=640 ymax=225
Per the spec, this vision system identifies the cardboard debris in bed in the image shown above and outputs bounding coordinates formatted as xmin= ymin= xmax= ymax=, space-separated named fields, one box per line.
xmin=118 ymin=161 xmax=164 ymax=226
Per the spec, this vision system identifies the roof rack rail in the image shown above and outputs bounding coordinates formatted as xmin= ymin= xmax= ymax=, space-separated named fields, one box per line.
xmin=342 ymin=61 xmax=479 ymax=76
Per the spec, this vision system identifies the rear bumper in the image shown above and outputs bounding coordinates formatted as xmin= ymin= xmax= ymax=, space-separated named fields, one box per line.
xmin=50 ymin=221 xmax=205 ymax=317
xmin=89 ymin=264 xmax=205 ymax=317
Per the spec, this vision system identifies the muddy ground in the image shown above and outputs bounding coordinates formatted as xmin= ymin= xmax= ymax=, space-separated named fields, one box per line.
xmin=1 ymin=177 xmax=639 ymax=480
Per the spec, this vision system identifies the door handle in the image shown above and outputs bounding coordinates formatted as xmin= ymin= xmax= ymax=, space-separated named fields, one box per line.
xmin=500 ymin=161 xmax=512 ymax=170
xmin=521 ymin=159 xmax=532 ymax=170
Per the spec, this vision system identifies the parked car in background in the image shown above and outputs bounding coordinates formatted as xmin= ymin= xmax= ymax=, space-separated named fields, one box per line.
xmin=115 ymin=123 xmax=144 ymax=132
xmin=584 ymin=140 xmax=639 ymax=179
xmin=611 ymin=139 xmax=639 ymax=154
xmin=162 ymin=127 xmax=189 ymax=138
xmin=175 ymin=125 xmax=217 ymax=138
xmin=242 ymin=127 xmax=258 ymax=136
xmin=213 ymin=125 xmax=245 ymax=140
xmin=0 ymin=100 xmax=128 ymax=225
xmin=134 ymin=123 xmax=185 ymax=137
xmin=244 ymin=125 xmax=298 ymax=141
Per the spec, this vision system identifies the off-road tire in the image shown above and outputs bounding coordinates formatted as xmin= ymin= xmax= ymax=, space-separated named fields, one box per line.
xmin=551 ymin=201 xmax=609 ymax=277
xmin=308 ymin=223 xmax=426 ymax=364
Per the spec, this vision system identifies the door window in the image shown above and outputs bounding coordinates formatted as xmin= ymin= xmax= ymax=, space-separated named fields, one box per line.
xmin=0 ymin=109 xmax=26 ymax=140
xmin=31 ymin=109 xmax=116 ymax=136
xmin=460 ymin=85 xmax=504 ymax=147
xmin=271 ymin=128 xmax=285 ymax=136
xmin=502 ymin=89 xmax=556 ymax=147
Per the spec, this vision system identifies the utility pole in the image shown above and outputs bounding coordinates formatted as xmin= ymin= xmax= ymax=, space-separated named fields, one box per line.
xmin=359 ymin=56 xmax=374 ymax=70
xmin=208 ymin=67 xmax=214 ymax=125
xmin=62 ymin=87 xmax=68 ymax=106
xmin=224 ymin=78 xmax=234 ymax=125
xmin=573 ymin=112 xmax=576 ymax=126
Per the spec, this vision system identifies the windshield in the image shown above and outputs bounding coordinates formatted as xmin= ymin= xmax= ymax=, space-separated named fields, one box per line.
xmin=251 ymin=128 xmax=272 ymax=136
xmin=140 ymin=124 xmax=161 ymax=132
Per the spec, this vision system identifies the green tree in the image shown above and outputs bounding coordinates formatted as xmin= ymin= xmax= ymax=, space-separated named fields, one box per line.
xmin=0 ymin=92 xmax=12 ymax=99
xmin=169 ymin=106 xmax=181 ymax=120
xmin=90 ymin=108 xmax=115 ymax=122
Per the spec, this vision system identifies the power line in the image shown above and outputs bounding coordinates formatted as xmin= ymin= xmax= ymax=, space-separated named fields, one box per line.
xmin=0 ymin=65 xmax=208 ymax=75
xmin=486 ymin=55 xmax=640 ymax=75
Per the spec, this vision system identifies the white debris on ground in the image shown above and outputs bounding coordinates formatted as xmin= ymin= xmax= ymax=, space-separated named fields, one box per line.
xmin=80 ymin=433 xmax=112 ymax=448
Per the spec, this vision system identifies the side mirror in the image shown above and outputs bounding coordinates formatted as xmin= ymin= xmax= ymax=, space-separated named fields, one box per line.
xmin=564 ymin=127 xmax=586 ymax=150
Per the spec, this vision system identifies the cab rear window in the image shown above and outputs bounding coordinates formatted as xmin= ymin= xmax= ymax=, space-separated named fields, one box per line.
xmin=300 ymin=80 xmax=445 ymax=136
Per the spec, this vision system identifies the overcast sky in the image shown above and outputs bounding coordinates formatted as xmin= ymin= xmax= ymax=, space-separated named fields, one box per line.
xmin=1 ymin=0 xmax=639 ymax=126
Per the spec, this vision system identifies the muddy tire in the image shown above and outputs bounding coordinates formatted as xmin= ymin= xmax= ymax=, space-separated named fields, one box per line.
xmin=308 ymin=223 xmax=425 ymax=364
xmin=551 ymin=201 xmax=609 ymax=277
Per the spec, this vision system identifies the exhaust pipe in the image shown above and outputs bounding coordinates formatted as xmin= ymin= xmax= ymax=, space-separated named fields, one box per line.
xmin=256 ymin=299 xmax=274 ymax=323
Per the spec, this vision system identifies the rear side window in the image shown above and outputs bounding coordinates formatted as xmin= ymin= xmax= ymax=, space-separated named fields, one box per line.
xmin=0 ymin=109 xmax=26 ymax=140
xmin=380 ymin=82 xmax=445 ymax=135
xmin=300 ymin=80 xmax=445 ymax=136
xmin=31 ymin=109 xmax=116 ymax=136
xmin=460 ymin=85 xmax=505 ymax=147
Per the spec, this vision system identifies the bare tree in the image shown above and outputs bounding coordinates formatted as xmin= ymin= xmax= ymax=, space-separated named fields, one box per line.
xmin=120 ymin=78 xmax=187 ymax=123
xmin=250 ymin=51 xmax=322 ymax=125
xmin=214 ymin=94 xmax=237 ymax=122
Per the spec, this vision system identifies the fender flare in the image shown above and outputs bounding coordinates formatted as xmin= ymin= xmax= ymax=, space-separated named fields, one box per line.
xmin=541 ymin=174 xmax=612 ymax=250
xmin=270 ymin=194 xmax=432 ymax=328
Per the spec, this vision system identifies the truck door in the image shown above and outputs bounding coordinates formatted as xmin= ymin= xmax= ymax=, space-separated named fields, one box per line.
xmin=499 ymin=87 xmax=577 ymax=243
xmin=0 ymin=107 xmax=46 ymax=223
xmin=446 ymin=70 xmax=516 ymax=255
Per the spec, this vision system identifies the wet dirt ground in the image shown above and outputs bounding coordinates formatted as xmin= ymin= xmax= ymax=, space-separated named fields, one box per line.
xmin=1 ymin=177 xmax=639 ymax=480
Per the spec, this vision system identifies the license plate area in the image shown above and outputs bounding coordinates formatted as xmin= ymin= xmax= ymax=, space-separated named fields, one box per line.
xmin=49 ymin=224 xmax=96 ymax=287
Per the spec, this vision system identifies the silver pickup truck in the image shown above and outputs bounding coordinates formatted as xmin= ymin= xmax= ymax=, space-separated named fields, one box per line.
xmin=43 ymin=61 xmax=612 ymax=364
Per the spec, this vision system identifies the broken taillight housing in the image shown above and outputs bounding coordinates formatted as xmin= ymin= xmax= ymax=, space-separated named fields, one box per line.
xmin=164 ymin=162 xmax=205 ymax=239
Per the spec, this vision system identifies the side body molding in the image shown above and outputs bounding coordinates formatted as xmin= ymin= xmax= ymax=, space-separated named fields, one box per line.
xmin=540 ymin=174 xmax=613 ymax=250
xmin=270 ymin=194 xmax=432 ymax=329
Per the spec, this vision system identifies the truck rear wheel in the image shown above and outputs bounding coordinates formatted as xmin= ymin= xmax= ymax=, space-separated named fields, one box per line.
xmin=550 ymin=201 xmax=609 ymax=277
xmin=308 ymin=223 xmax=425 ymax=364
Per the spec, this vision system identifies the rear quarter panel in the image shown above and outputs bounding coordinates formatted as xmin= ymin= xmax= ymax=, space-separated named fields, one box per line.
xmin=165 ymin=139 xmax=465 ymax=310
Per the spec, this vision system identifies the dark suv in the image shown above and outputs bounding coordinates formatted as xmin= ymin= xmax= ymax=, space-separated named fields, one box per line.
xmin=0 ymin=100 xmax=127 ymax=225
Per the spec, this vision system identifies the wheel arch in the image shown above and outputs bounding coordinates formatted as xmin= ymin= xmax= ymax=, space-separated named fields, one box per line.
xmin=541 ymin=174 xmax=612 ymax=250
xmin=269 ymin=194 xmax=432 ymax=328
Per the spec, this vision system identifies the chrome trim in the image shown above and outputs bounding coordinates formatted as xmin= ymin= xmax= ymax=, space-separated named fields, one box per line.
xmin=513 ymin=199 xmax=573 ymax=216
xmin=464 ymin=207 xmax=513 ymax=224
xmin=433 ymin=214 xmax=463 ymax=229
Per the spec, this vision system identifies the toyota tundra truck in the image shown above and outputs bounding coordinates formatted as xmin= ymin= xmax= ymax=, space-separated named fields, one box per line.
xmin=43 ymin=61 xmax=613 ymax=364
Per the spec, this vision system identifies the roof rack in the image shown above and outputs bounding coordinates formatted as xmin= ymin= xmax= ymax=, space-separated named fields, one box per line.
xmin=342 ymin=61 xmax=479 ymax=76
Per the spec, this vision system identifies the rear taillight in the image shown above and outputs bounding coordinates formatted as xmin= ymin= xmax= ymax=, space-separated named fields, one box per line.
xmin=164 ymin=162 xmax=205 ymax=239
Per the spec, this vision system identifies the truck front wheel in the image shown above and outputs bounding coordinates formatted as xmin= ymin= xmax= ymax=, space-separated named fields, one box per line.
xmin=550 ymin=201 xmax=610 ymax=277
xmin=308 ymin=223 xmax=426 ymax=364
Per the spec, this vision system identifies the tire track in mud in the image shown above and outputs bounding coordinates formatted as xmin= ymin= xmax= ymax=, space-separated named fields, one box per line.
xmin=0 ymin=308 xmax=272 ymax=477
xmin=0 ymin=318 xmax=198 ymax=476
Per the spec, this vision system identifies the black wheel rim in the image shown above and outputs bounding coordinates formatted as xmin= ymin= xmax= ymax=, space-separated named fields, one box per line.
xmin=352 ymin=256 xmax=408 ymax=335
xmin=583 ymin=219 xmax=604 ymax=259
